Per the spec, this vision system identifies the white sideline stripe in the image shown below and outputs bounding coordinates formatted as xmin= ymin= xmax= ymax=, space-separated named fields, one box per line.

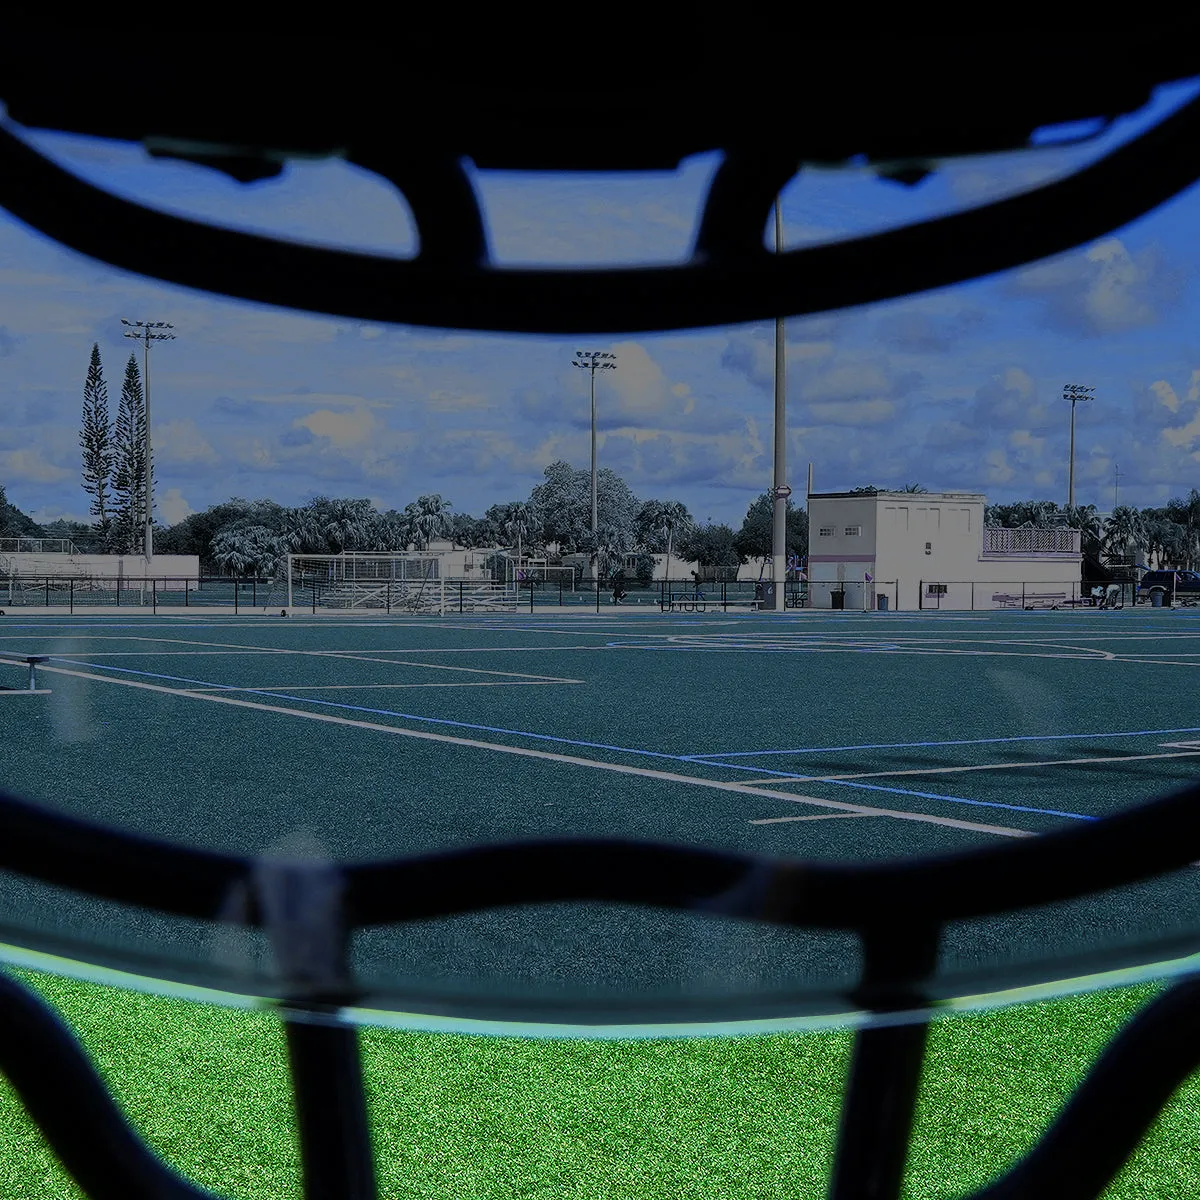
xmin=750 ymin=813 xmax=873 ymax=825
xmin=642 ymin=641 xmax=1114 ymax=662
xmin=3 ymin=657 xmax=1033 ymax=840
xmin=117 ymin=635 xmax=581 ymax=683
xmin=35 ymin=646 xmax=611 ymax=656
xmin=183 ymin=681 xmax=576 ymax=692
xmin=737 ymin=749 xmax=1200 ymax=785
xmin=0 ymin=689 xmax=51 ymax=696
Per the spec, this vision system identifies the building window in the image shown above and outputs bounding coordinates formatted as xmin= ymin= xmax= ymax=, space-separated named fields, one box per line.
xmin=844 ymin=526 xmax=862 ymax=536
xmin=818 ymin=526 xmax=835 ymax=537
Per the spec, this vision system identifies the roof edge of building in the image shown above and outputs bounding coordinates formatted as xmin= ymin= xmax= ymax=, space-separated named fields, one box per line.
xmin=808 ymin=491 xmax=987 ymax=500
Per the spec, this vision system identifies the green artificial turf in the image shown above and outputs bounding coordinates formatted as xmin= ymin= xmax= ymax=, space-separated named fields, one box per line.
xmin=1 ymin=969 xmax=1197 ymax=1199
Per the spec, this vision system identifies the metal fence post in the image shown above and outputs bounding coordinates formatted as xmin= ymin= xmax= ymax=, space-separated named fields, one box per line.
xmin=386 ymin=580 xmax=391 ymax=615
xmin=45 ymin=578 xmax=49 ymax=607
xmin=1022 ymin=581 xmax=1026 ymax=609
xmin=184 ymin=580 xmax=188 ymax=607
xmin=530 ymin=581 xmax=535 ymax=614
xmin=971 ymin=581 xmax=975 ymax=611
xmin=152 ymin=580 xmax=157 ymax=614
xmin=69 ymin=579 xmax=73 ymax=615
xmin=459 ymin=581 xmax=464 ymax=614
xmin=234 ymin=579 xmax=239 ymax=615
xmin=595 ymin=576 xmax=600 ymax=613
xmin=559 ymin=579 xmax=563 ymax=606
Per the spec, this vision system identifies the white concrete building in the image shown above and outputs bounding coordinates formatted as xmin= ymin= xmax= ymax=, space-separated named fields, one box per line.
xmin=0 ymin=544 xmax=200 ymax=583
xmin=807 ymin=491 xmax=1082 ymax=611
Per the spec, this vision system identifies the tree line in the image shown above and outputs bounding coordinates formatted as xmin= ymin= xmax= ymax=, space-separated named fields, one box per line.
xmin=4 ymin=347 xmax=1195 ymax=585
xmin=983 ymin=497 xmax=1200 ymax=578
xmin=147 ymin=463 xmax=810 ymax=584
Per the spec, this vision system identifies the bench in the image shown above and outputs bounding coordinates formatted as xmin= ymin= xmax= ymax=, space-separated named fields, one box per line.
xmin=992 ymin=592 xmax=1066 ymax=610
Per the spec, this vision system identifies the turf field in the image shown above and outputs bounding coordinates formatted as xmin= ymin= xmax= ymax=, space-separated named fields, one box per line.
xmin=1 ymin=608 xmax=1199 ymax=1196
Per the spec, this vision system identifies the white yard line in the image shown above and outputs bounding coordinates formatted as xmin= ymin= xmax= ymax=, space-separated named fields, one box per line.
xmin=183 ymin=680 xmax=576 ymax=692
xmin=750 ymin=813 xmax=874 ymax=825
xmin=731 ymin=749 xmax=1200 ymax=786
xmin=4 ymin=656 xmax=1032 ymax=840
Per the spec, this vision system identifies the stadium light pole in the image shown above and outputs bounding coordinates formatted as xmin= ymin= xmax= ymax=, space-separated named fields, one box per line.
xmin=1063 ymin=383 xmax=1095 ymax=510
xmin=122 ymin=319 xmax=176 ymax=560
xmin=571 ymin=351 xmax=617 ymax=537
xmin=771 ymin=196 xmax=789 ymax=612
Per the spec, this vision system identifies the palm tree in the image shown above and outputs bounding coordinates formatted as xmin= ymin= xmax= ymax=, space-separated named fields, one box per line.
xmin=403 ymin=494 xmax=453 ymax=551
xmin=211 ymin=525 xmax=285 ymax=578
xmin=501 ymin=502 xmax=535 ymax=574
xmin=378 ymin=509 xmax=412 ymax=552
xmin=658 ymin=501 xmax=692 ymax=584
xmin=1102 ymin=506 xmax=1145 ymax=567
xmin=1066 ymin=504 xmax=1102 ymax=561
xmin=1167 ymin=489 xmax=1200 ymax=569
xmin=320 ymin=498 xmax=380 ymax=552
xmin=280 ymin=506 xmax=324 ymax=554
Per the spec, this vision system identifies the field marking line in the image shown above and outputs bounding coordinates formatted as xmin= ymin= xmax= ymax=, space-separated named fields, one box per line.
xmin=4 ymin=656 xmax=1033 ymax=840
xmin=182 ymin=681 xmax=576 ymax=692
xmin=626 ymin=641 xmax=1114 ymax=662
xmin=43 ymin=657 xmax=691 ymax=763
xmin=113 ymin=635 xmax=582 ymax=684
xmin=1106 ymin=656 xmax=1200 ymax=668
xmin=750 ymin=813 xmax=873 ymax=825
xmin=0 ymin=646 xmax=611 ymax=656
xmin=688 ymin=724 xmax=1200 ymax=761
xmin=736 ymin=749 xmax=1200 ymax=784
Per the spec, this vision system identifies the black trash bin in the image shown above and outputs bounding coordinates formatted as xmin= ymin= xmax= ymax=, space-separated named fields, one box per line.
xmin=831 ymin=590 xmax=845 ymax=610
xmin=877 ymin=595 xmax=889 ymax=612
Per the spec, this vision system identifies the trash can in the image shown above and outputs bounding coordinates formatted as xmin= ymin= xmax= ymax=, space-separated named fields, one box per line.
xmin=877 ymin=595 xmax=889 ymax=612
xmin=1151 ymin=591 xmax=1164 ymax=608
xmin=831 ymin=590 xmax=845 ymax=610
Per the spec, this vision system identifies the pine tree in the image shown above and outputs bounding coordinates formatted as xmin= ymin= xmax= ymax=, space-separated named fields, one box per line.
xmin=80 ymin=343 xmax=115 ymax=537
xmin=112 ymin=353 xmax=149 ymax=554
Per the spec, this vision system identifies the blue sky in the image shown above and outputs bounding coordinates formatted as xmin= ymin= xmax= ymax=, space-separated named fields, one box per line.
xmin=3 ymin=80 xmax=1200 ymax=529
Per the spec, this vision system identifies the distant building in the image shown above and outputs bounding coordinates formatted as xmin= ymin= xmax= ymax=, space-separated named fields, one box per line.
xmin=0 ymin=538 xmax=200 ymax=583
xmin=807 ymin=491 xmax=1082 ymax=611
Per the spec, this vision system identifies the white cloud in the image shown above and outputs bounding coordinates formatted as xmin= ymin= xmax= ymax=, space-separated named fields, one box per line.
xmin=296 ymin=408 xmax=378 ymax=447
xmin=805 ymin=399 xmax=895 ymax=425
xmin=1009 ymin=237 xmax=1184 ymax=336
xmin=157 ymin=488 xmax=194 ymax=524
xmin=0 ymin=449 xmax=71 ymax=483
xmin=155 ymin=420 xmax=218 ymax=465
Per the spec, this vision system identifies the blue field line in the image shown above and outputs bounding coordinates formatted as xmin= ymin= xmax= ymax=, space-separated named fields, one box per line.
xmin=817 ymin=779 xmax=1095 ymax=820
xmin=45 ymin=657 xmax=687 ymax=762
xmin=686 ymin=725 xmax=1200 ymax=761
